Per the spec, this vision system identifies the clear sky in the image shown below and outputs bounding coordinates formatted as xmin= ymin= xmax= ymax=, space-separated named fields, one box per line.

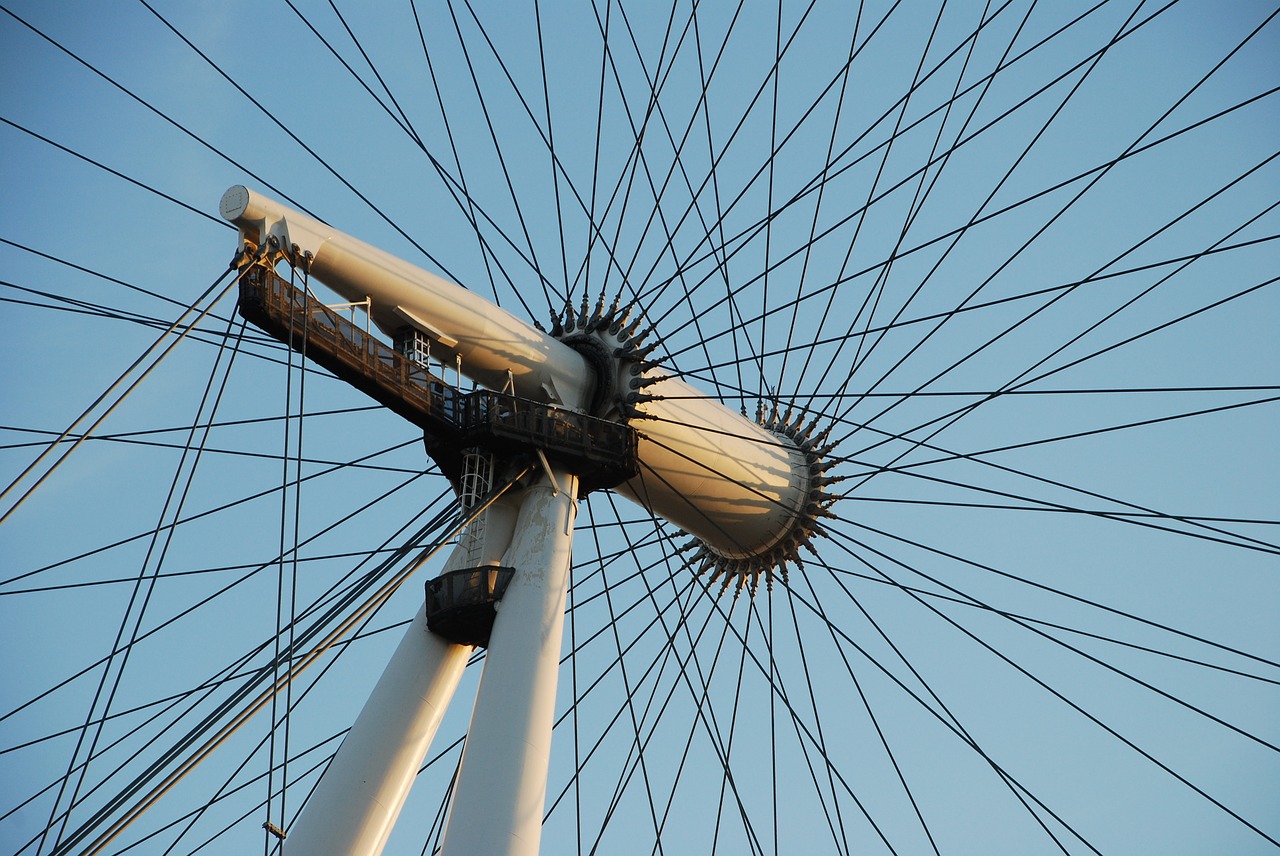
xmin=1 ymin=1 xmax=1277 ymax=854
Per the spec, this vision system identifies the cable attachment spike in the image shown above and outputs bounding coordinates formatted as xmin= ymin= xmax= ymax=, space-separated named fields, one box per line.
xmin=678 ymin=538 xmax=705 ymax=557
xmin=717 ymin=573 xmax=734 ymax=597
xmin=628 ymin=341 xmax=660 ymax=362
xmin=631 ymin=323 xmax=659 ymax=347
xmin=621 ymin=315 xmax=644 ymax=341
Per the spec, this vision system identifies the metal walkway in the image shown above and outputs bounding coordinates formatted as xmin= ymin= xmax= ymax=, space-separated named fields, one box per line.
xmin=237 ymin=265 xmax=638 ymax=495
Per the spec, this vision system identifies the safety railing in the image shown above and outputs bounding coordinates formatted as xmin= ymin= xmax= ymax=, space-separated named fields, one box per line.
xmin=238 ymin=265 xmax=637 ymax=494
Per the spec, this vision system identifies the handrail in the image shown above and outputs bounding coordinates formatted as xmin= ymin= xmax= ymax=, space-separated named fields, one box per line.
xmin=237 ymin=265 xmax=637 ymax=495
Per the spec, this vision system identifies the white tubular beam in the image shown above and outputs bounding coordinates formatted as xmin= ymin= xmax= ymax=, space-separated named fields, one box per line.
xmin=440 ymin=469 xmax=579 ymax=856
xmin=620 ymin=372 xmax=812 ymax=559
xmin=285 ymin=496 xmax=523 ymax=856
xmin=282 ymin=604 xmax=469 ymax=856
xmin=219 ymin=185 xmax=591 ymax=409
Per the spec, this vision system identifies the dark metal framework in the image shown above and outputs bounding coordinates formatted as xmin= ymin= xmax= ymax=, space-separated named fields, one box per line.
xmin=237 ymin=264 xmax=638 ymax=495
xmin=424 ymin=566 xmax=517 ymax=647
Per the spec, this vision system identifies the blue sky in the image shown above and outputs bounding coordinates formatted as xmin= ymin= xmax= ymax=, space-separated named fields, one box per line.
xmin=1 ymin=1 xmax=1277 ymax=854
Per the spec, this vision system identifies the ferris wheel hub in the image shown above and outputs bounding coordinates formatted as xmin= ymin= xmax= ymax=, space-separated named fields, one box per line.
xmin=691 ymin=403 xmax=840 ymax=597
xmin=548 ymin=299 xmax=841 ymax=596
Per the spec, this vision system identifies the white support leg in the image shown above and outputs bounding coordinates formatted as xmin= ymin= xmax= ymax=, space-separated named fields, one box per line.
xmin=285 ymin=495 xmax=522 ymax=856
xmin=283 ymin=605 xmax=469 ymax=855
xmin=440 ymin=468 xmax=579 ymax=856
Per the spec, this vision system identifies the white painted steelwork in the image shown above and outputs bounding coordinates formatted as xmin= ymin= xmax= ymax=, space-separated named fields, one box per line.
xmin=220 ymin=185 xmax=592 ymax=410
xmin=281 ymin=607 xmax=469 ymax=856
xmin=279 ymin=471 xmax=575 ymax=856
xmin=283 ymin=491 xmax=522 ymax=856
xmin=617 ymin=370 xmax=812 ymax=560
xmin=440 ymin=468 xmax=579 ymax=856
xmin=220 ymin=187 xmax=810 ymax=561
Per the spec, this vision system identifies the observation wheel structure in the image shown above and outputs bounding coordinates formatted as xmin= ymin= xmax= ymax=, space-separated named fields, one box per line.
xmin=1 ymin=2 xmax=1277 ymax=855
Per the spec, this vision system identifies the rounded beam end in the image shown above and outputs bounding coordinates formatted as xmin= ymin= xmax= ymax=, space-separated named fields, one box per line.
xmin=219 ymin=185 xmax=251 ymax=221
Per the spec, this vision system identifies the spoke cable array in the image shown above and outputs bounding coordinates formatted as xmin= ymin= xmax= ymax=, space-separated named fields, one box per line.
xmin=1 ymin=1 xmax=1275 ymax=853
